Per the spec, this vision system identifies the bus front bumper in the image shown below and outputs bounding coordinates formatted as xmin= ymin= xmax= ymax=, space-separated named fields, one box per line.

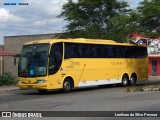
xmin=17 ymin=82 xmax=48 ymax=90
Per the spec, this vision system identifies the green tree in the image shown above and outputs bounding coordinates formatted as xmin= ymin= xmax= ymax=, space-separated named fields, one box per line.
xmin=0 ymin=72 xmax=17 ymax=86
xmin=137 ymin=0 xmax=160 ymax=38
xmin=59 ymin=0 xmax=133 ymax=42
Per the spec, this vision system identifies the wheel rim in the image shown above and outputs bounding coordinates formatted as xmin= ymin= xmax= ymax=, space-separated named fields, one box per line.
xmin=64 ymin=81 xmax=70 ymax=90
xmin=122 ymin=77 xmax=128 ymax=86
xmin=130 ymin=77 xmax=136 ymax=85
xmin=123 ymin=78 xmax=127 ymax=85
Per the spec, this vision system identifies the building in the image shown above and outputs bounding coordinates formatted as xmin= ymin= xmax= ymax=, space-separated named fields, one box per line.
xmin=0 ymin=45 xmax=4 ymax=75
xmin=0 ymin=45 xmax=16 ymax=76
xmin=4 ymin=33 xmax=59 ymax=76
xmin=148 ymin=55 xmax=160 ymax=76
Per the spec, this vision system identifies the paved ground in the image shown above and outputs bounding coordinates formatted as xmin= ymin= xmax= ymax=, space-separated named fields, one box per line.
xmin=0 ymin=85 xmax=18 ymax=92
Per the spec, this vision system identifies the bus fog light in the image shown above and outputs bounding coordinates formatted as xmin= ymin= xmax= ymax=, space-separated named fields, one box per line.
xmin=37 ymin=80 xmax=46 ymax=83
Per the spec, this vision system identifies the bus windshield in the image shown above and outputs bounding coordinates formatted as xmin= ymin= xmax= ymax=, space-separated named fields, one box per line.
xmin=18 ymin=44 xmax=49 ymax=77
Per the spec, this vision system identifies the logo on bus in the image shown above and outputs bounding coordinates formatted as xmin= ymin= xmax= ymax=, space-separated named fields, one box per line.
xmin=111 ymin=62 xmax=125 ymax=65
xmin=66 ymin=61 xmax=80 ymax=68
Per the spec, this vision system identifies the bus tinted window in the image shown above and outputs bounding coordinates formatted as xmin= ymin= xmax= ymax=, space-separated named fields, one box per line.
xmin=136 ymin=47 xmax=147 ymax=58
xmin=81 ymin=44 xmax=90 ymax=58
xmin=105 ymin=46 xmax=113 ymax=58
xmin=65 ymin=43 xmax=90 ymax=58
xmin=64 ymin=43 xmax=147 ymax=59
xmin=120 ymin=47 xmax=128 ymax=58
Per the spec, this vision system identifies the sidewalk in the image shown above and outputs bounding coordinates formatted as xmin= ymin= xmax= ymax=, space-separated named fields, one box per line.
xmin=148 ymin=76 xmax=160 ymax=80
xmin=0 ymin=85 xmax=19 ymax=92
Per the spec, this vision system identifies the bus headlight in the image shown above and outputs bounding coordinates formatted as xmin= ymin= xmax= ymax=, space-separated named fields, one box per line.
xmin=18 ymin=81 xmax=23 ymax=84
xmin=37 ymin=80 xmax=46 ymax=84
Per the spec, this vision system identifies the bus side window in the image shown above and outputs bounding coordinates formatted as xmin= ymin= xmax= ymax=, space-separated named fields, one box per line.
xmin=90 ymin=45 xmax=94 ymax=57
xmin=126 ymin=47 xmax=132 ymax=58
xmin=73 ymin=45 xmax=79 ymax=58
xmin=142 ymin=47 xmax=147 ymax=58
xmin=65 ymin=43 xmax=74 ymax=59
xmin=78 ymin=44 xmax=83 ymax=58
xmin=120 ymin=46 xmax=127 ymax=58
xmin=91 ymin=45 xmax=97 ymax=58
xmin=82 ymin=46 xmax=86 ymax=58
xmin=112 ymin=46 xmax=120 ymax=58
xmin=131 ymin=47 xmax=136 ymax=58
xmin=80 ymin=44 xmax=90 ymax=58
xmin=134 ymin=47 xmax=140 ymax=58
xmin=97 ymin=47 xmax=101 ymax=58
xmin=137 ymin=47 xmax=147 ymax=58
xmin=49 ymin=43 xmax=63 ymax=75
xmin=106 ymin=46 xmax=113 ymax=58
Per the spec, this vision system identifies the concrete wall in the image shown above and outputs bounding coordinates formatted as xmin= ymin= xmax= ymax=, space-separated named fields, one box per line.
xmin=4 ymin=33 xmax=57 ymax=76
xmin=0 ymin=46 xmax=4 ymax=75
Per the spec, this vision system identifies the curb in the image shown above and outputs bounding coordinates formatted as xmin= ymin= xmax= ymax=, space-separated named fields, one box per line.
xmin=0 ymin=86 xmax=19 ymax=92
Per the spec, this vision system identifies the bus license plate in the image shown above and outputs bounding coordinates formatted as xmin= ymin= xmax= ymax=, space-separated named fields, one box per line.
xmin=28 ymin=86 xmax=32 ymax=89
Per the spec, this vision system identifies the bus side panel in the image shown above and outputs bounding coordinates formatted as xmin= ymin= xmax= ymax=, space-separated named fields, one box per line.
xmin=136 ymin=58 xmax=148 ymax=81
xmin=47 ymin=72 xmax=64 ymax=89
xmin=60 ymin=58 xmax=148 ymax=88
xmin=63 ymin=59 xmax=123 ymax=87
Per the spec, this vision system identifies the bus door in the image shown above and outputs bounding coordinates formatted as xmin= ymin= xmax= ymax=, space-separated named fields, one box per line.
xmin=152 ymin=61 xmax=157 ymax=76
xmin=48 ymin=43 xmax=63 ymax=88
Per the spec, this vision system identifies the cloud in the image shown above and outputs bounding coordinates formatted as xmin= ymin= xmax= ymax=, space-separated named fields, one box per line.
xmin=0 ymin=0 xmax=70 ymax=44
xmin=0 ymin=8 xmax=21 ymax=21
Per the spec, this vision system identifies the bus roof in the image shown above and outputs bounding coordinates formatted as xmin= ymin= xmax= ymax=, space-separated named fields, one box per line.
xmin=24 ymin=38 xmax=143 ymax=46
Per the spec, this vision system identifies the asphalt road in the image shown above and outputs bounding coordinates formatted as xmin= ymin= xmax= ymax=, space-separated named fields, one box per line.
xmin=0 ymin=79 xmax=160 ymax=120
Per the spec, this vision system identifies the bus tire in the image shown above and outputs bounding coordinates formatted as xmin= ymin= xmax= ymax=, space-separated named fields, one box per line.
xmin=129 ymin=74 xmax=137 ymax=86
xmin=38 ymin=89 xmax=47 ymax=94
xmin=121 ymin=74 xmax=129 ymax=87
xmin=62 ymin=78 xmax=72 ymax=93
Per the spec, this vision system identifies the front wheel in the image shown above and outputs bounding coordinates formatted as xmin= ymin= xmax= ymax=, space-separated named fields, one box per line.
xmin=62 ymin=79 xmax=72 ymax=93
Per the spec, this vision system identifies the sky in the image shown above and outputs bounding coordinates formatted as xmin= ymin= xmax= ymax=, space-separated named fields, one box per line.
xmin=0 ymin=0 xmax=143 ymax=45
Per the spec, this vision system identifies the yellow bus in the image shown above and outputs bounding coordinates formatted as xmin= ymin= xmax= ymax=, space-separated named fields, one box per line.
xmin=17 ymin=38 xmax=148 ymax=93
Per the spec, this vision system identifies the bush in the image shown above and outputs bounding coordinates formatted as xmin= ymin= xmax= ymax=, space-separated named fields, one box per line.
xmin=0 ymin=72 xmax=17 ymax=86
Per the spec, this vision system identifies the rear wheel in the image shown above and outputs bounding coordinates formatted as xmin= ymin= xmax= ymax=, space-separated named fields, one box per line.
xmin=122 ymin=75 xmax=129 ymax=87
xmin=62 ymin=78 xmax=72 ymax=93
xmin=129 ymin=75 xmax=137 ymax=86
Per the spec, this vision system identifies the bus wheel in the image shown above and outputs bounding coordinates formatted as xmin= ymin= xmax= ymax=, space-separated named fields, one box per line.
xmin=62 ymin=78 xmax=72 ymax=93
xmin=38 ymin=89 xmax=48 ymax=94
xmin=122 ymin=74 xmax=129 ymax=87
xmin=129 ymin=75 xmax=137 ymax=86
